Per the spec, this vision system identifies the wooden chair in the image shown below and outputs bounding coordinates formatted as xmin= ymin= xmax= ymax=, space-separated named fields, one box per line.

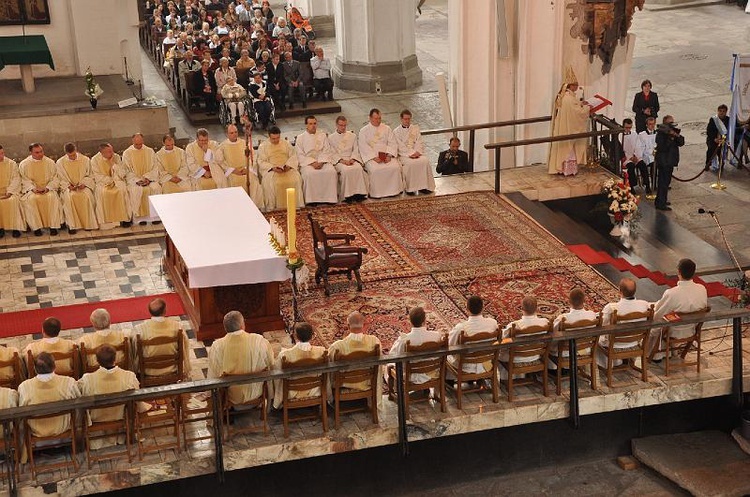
xmin=0 ymin=421 xmax=21 ymax=483
xmin=599 ymin=306 xmax=655 ymax=387
xmin=80 ymin=339 xmax=131 ymax=374
xmin=280 ymin=353 xmax=329 ymax=438
xmin=331 ymin=346 xmax=381 ymax=429
xmin=387 ymin=337 xmax=448 ymax=417
xmin=183 ymin=72 xmax=205 ymax=110
xmin=307 ymin=213 xmax=368 ymax=296
xmin=83 ymin=400 xmax=133 ymax=468
xmin=0 ymin=351 xmax=23 ymax=389
xmin=651 ymin=307 xmax=710 ymax=376
xmin=445 ymin=330 xmax=500 ymax=410
xmin=221 ymin=373 xmax=269 ymax=440
xmin=551 ymin=315 xmax=602 ymax=396
xmin=499 ymin=321 xmax=552 ymax=402
xmin=25 ymin=410 xmax=79 ymax=479
xmin=26 ymin=346 xmax=80 ymax=380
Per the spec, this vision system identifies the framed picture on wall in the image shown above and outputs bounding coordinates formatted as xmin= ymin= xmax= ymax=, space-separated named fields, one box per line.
xmin=0 ymin=0 xmax=51 ymax=26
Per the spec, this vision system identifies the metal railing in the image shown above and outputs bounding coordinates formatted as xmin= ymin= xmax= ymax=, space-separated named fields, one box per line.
xmin=0 ymin=307 xmax=748 ymax=495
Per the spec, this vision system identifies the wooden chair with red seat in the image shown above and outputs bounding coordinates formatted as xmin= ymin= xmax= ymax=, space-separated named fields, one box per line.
xmin=280 ymin=352 xmax=329 ymax=437
xmin=445 ymin=330 xmax=500 ymax=410
xmin=650 ymin=307 xmax=710 ymax=376
xmin=551 ymin=314 xmax=602 ymax=396
xmin=331 ymin=345 xmax=381 ymax=429
xmin=387 ymin=337 xmax=448 ymax=417
xmin=499 ymin=321 xmax=553 ymax=402
xmin=307 ymin=213 xmax=368 ymax=296
xmin=600 ymin=306 xmax=655 ymax=387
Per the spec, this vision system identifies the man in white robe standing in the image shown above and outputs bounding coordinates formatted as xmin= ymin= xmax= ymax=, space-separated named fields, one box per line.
xmin=0 ymin=144 xmax=26 ymax=238
xmin=328 ymin=116 xmax=368 ymax=202
xmin=258 ymin=126 xmax=304 ymax=210
xmin=392 ymin=109 xmax=435 ymax=195
xmin=55 ymin=143 xmax=98 ymax=234
xmin=19 ymin=143 xmax=62 ymax=236
xmin=91 ymin=143 xmax=131 ymax=229
xmin=186 ymin=128 xmax=227 ymax=190
xmin=219 ymin=123 xmax=265 ymax=209
xmin=122 ymin=133 xmax=161 ymax=225
xmin=295 ymin=115 xmax=338 ymax=204
xmin=358 ymin=108 xmax=403 ymax=198
xmin=155 ymin=134 xmax=192 ymax=194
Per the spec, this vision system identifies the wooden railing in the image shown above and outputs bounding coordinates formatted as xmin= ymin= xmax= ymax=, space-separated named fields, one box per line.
xmin=0 ymin=307 xmax=747 ymax=495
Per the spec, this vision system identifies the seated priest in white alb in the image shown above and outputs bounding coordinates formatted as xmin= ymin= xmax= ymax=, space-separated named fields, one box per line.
xmin=156 ymin=134 xmax=192 ymax=194
xmin=186 ymin=128 xmax=227 ymax=190
xmin=447 ymin=296 xmax=498 ymax=377
xmin=79 ymin=309 xmax=131 ymax=371
xmin=358 ymin=108 xmax=404 ymax=198
xmin=258 ymin=126 xmax=304 ymax=211
xmin=393 ymin=109 xmax=435 ymax=195
xmin=20 ymin=143 xmax=62 ymax=236
xmin=596 ymin=278 xmax=652 ymax=368
xmin=328 ymin=116 xmax=368 ymax=203
xmin=272 ymin=322 xmax=327 ymax=409
xmin=91 ymin=143 xmax=131 ymax=229
xmin=549 ymin=288 xmax=598 ymax=369
xmin=122 ymin=133 xmax=161 ymax=225
xmin=499 ymin=296 xmax=550 ymax=380
xmin=219 ymin=123 xmax=265 ymax=209
xmin=388 ymin=307 xmax=443 ymax=384
xmin=55 ymin=143 xmax=98 ymax=234
xmin=0 ymin=144 xmax=26 ymax=238
xmin=296 ymin=115 xmax=338 ymax=205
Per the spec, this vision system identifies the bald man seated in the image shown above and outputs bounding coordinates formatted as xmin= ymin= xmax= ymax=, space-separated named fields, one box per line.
xmin=328 ymin=311 xmax=382 ymax=393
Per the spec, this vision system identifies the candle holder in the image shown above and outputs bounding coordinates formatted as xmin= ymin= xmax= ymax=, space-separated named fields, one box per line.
xmin=286 ymin=257 xmax=305 ymax=325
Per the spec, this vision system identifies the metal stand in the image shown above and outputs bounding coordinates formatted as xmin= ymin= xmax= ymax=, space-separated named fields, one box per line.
xmin=395 ymin=361 xmax=409 ymax=457
xmin=287 ymin=262 xmax=304 ymax=340
xmin=568 ymin=339 xmax=580 ymax=429
xmin=711 ymin=137 xmax=728 ymax=190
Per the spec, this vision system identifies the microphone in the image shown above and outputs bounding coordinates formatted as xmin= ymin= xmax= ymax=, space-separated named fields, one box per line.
xmin=698 ymin=208 xmax=716 ymax=215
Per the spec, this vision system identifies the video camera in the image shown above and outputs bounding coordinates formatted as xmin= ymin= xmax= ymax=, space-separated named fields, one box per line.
xmin=657 ymin=122 xmax=681 ymax=134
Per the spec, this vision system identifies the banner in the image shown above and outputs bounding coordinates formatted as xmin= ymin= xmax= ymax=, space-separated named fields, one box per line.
xmin=728 ymin=54 xmax=750 ymax=153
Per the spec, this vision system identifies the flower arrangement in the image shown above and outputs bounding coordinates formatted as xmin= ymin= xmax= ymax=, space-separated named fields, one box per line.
xmin=602 ymin=173 xmax=639 ymax=224
xmin=84 ymin=67 xmax=104 ymax=101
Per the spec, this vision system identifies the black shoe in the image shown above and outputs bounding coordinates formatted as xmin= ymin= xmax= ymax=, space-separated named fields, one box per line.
xmin=354 ymin=194 xmax=367 ymax=202
xmin=152 ymin=220 xmax=162 ymax=225
xmin=419 ymin=189 xmax=433 ymax=194
xmin=50 ymin=228 xmax=58 ymax=236
xmin=139 ymin=221 xmax=147 ymax=226
xmin=120 ymin=221 xmax=132 ymax=228
xmin=405 ymin=191 xmax=416 ymax=196
xmin=655 ymin=205 xmax=672 ymax=211
xmin=11 ymin=230 xmax=21 ymax=238
xmin=0 ymin=229 xmax=4 ymax=238
xmin=33 ymin=229 xmax=42 ymax=236
xmin=666 ymin=201 xmax=671 ymax=206
xmin=68 ymin=228 xmax=77 ymax=235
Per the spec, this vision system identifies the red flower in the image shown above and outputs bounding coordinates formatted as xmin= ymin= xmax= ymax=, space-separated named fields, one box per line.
xmin=614 ymin=212 xmax=623 ymax=222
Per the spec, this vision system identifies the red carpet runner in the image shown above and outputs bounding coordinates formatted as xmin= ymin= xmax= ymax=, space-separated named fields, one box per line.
xmin=0 ymin=293 xmax=185 ymax=338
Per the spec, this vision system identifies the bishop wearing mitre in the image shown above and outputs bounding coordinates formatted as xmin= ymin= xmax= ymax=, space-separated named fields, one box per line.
xmin=548 ymin=66 xmax=592 ymax=176
xmin=91 ymin=143 xmax=131 ymax=229
xmin=295 ymin=115 xmax=338 ymax=204
xmin=186 ymin=128 xmax=227 ymax=190
xmin=358 ymin=108 xmax=403 ymax=198
xmin=122 ymin=133 xmax=162 ymax=224
xmin=0 ymin=145 xmax=26 ymax=237
xmin=258 ymin=126 xmax=304 ymax=210
xmin=328 ymin=116 xmax=368 ymax=202
xmin=219 ymin=123 xmax=265 ymax=209
xmin=56 ymin=143 xmax=98 ymax=234
xmin=156 ymin=134 xmax=192 ymax=194
xmin=20 ymin=143 xmax=62 ymax=236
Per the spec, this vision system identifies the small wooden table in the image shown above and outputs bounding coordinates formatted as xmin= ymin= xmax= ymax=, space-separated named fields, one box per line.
xmin=0 ymin=35 xmax=55 ymax=93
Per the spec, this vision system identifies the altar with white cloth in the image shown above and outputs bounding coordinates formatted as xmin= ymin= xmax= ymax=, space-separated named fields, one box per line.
xmin=150 ymin=187 xmax=288 ymax=341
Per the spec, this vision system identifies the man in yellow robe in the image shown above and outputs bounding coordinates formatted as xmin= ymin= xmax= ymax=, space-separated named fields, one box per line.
xmin=0 ymin=344 xmax=22 ymax=385
xmin=219 ymin=124 xmax=265 ymax=209
xmin=258 ymin=126 xmax=304 ymax=211
xmin=23 ymin=317 xmax=77 ymax=377
xmin=272 ymin=322 xmax=326 ymax=409
xmin=328 ymin=311 xmax=382 ymax=397
xmin=133 ymin=298 xmax=191 ymax=379
xmin=79 ymin=309 xmax=131 ymax=371
xmin=156 ymin=134 xmax=192 ymax=194
xmin=185 ymin=128 xmax=227 ymax=191
xmin=55 ymin=143 xmax=98 ymax=234
xmin=122 ymin=133 xmax=161 ymax=225
xmin=208 ymin=311 xmax=275 ymax=405
xmin=0 ymin=386 xmax=18 ymax=409
xmin=19 ymin=143 xmax=62 ymax=236
xmin=0 ymin=144 xmax=26 ymax=238
xmin=548 ymin=66 xmax=592 ymax=176
xmin=91 ymin=143 xmax=131 ymax=229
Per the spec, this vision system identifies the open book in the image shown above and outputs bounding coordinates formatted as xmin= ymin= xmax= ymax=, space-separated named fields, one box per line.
xmin=585 ymin=94 xmax=612 ymax=113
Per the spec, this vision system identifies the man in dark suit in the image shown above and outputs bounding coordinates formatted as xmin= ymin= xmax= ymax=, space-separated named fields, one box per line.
xmin=267 ymin=52 xmax=286 ymax=110
xmin=436 ymin=137 xmax=469 ymax=175
xmin=705 ymin=104 xmax=729 ymax=171
xmin=654 ymin=115 xmax=684 ymax=211
xmin=282 ymin=51 xmax=306 ymax=109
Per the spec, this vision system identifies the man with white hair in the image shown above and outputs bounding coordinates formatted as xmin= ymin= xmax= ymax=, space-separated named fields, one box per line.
xmin=328 ymin=311 xmax=382 ymax=393
xmin=220 ymin=74 xmax=247 ymax=124
xmin=19 ymin=142 xmax=62 ymax=236
xmin=156 ymin=134 xmax=192 ymax=194
xmin=91 ymin=143 xmax=131 ymax=229
xmin=358 ymin=108 xmax=403 ymax=198
xmin=310 ymin=47 xmax=333 ymax=101
xmin=186 ymin=128 xmax=227 ymax=190
xmin=219 ymin=124 xmax=265 ymax=208
xmin=80 ymin=309 xmax=131 ymax=370
xmin=392 ymin=109 xmax=435 ymax=195
xmin=328 ymin=116 xmax=368 ymax=202
xmin=295 ymin=115 xmax=338 ymax=204
xmin=122 ymin=133 xmax=161 ymax=225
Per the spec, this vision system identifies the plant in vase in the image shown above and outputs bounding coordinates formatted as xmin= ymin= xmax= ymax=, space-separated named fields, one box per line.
xmin=602 ymin=172 xmax=639 ymax=237
xmin=84 ymin=67 xmax=104 ymax=109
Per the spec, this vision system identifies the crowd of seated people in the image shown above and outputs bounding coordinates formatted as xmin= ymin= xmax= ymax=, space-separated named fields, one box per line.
xmin=148 ymin=0 xmax=330 ymax=118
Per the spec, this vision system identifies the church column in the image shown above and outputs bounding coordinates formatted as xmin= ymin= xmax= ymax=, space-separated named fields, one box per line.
xmin=332 ymin=0 xmax=422 ymax=93
xmin=294 ymin=0 xmax=335 ymax=37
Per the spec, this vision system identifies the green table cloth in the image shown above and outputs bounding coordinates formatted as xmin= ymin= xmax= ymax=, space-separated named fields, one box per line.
xmin=0 ymin=35 xmax=54 ymax=71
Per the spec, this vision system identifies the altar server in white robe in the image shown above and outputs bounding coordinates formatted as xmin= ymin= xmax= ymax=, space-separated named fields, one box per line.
xmin=499 ymin=296 xmax=550 ymax=380
xmin=273 ymin=322 xmax=327 ymax=409
xmin=20 ymin=143 xmax=62 ymax=236
xmin=219 ymin=123 xmax=265 ymax=209
xmin=0 ymin=145 xmax=26 ymax=238
xmin=91 ymin=143 xmax=131 ymax=229
xmin=392 ymin=109 xmax=436 ymax=195
xmin=258 ymin=126 xmax=304 ymax=210
xmin=358 ymin=108 xmax=404 ymax=198
xmin=186 ymin=128 xmax=227 ymax=190
xmin=328 ymin=116 xmax=369 ymax=202
xmin=208 ymin=311 xmax=275 ymax=405
xmin=122 ymin=133 xmax=161 ymax=224
xmin=55 ymin=143 xmax=98 ymax=233
xmin=296 ymin=115 xmax=338 ymax=204
xmin=156 ymin=134 xmax=192 ymax=194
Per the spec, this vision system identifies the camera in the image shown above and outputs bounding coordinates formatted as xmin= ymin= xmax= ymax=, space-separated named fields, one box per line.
xmin=658 ymin=122 xmax=681 ymax=134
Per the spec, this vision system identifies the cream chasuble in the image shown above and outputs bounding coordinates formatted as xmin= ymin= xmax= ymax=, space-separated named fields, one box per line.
xmin=185 ymin=140 xmax=227 ymax=191
xmin=328 ymin=130 xmax=368 ymax=200
xmin=156 ymin=146 xmax=192 ymax=194
xmin=295 ymin=131 xmax=338 ymax=204
xmin=91 ymin=152 xmax=130 ymax=228
xmin=56 ymin=153 xmax=98 ymax=230
xmin=357 ymin=123 xmax=403 ymax=198
xmin=208 ymin=331 xmax=275 ymax=404
xmin=0 ymin=157 xmax=26 ymax=231
xmin=122 ymin=145 xmax=161 ymax=219
xmin=79 ymin=366 xmax=144 ymax=424
xmin=19 ymin=374 xmax=81 ymax=437
xmin=135 ymin=318 xmax=191 ymax=378
xmin=393 ymin=124 xmax=435 ymax=194
xmin=0 ymin=387 xmax=18 ymax=409
xmin=272 ymin=344 xmax=326 ymax=409
xmin=548 ymin=89 xmax=590 ymax=175
xmin=19 ymin=156 xmax=62 ymax=230
xmin=257 ymin=139 xmax=304 ymax=211
xmin=80 ymin=328 xmax=131 ymax=370
xmin=219 ymin=138 xmax=265 ymax=209
xmin=328 ymin=334 xmax=382 ymax=392
xmin=0 ymin=345 xmax=21 ymax=384
xmin=24 ymin=338 xmax=77 ymax=377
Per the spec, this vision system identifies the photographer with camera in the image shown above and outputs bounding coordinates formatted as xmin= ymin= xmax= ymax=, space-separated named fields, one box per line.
xmin=436 ymin=137 xmax=469 ymax=175
xmin=654 ymin=115 xmax=684 ymax=211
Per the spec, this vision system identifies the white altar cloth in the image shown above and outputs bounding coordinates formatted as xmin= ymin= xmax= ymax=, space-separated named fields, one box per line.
xmin=149 ymin=188 xmax=289 ymax=288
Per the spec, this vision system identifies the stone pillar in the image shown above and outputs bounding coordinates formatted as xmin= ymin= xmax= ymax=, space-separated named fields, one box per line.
xmin=332 ymin=0 xmax=422 ymax=93
xmin=294 ymin=0 xmax=335 ymax=37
